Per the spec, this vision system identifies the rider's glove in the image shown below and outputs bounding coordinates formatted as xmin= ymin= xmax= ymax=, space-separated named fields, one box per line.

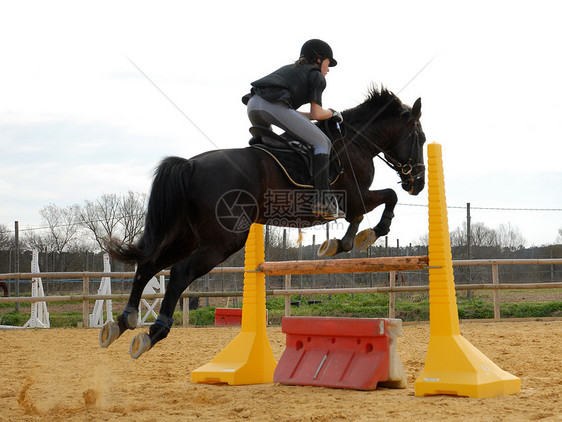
xmin=330 ymin=109 xmax=343 ymax=124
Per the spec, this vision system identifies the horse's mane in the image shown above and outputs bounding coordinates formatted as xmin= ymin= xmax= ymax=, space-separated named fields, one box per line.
xmin=342 ymin=86 xmax=405 ymax=125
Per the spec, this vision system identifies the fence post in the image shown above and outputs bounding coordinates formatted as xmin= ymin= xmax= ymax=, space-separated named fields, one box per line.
xmin=389 ymin=271 xmax=396 ymax=318
xmin=492 ymin=264 xmax=500 ymax=320
xmin=14 ymin=221 xmax=20 ymax=312
xmin=182 ymin=295 xmax=190 ymax=327
xmin=284 ymin=274 xmax=291 ymax=317
xmin=82 ymin=276 xmax=90 ymax=328
xmin=205 ymin=274 xmax=210 ymax=307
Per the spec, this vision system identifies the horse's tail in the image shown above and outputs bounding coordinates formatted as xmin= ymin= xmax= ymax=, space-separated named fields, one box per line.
xmin=106 ymin=156 xmax=193 ymax=265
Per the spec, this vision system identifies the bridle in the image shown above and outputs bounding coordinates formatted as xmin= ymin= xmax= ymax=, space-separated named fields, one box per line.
xmin=378 ymin=125 xmax=425 ymax=184
xmin=341 ymin=121 xmax=425 ymax=185
xmin=327 ymin=115 xmax=424 ymax=217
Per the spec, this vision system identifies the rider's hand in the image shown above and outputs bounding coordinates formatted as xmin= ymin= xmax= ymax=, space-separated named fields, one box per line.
xmin=330 ymin=109 xmax=343 ymax=124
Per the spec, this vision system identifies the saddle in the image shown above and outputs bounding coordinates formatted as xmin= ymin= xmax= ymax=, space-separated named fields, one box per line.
xmin=248 ymin=126 xmax=342 ymax=188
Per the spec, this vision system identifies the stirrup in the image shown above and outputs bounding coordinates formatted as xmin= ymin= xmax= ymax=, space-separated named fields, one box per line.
xmin=312 ymin=196 xmax=345 ymax=220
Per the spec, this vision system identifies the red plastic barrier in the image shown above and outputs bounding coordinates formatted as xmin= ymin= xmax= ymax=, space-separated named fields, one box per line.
xmin=274 ymin=317 xmax=406 ymax=390
xmin=214 ymin=308 xmax=242 ymax=326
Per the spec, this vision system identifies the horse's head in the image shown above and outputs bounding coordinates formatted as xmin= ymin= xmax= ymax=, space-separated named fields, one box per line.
xmin=340 ymin=87 xmax=426 ymax=195
xmin=384 ymin=98 xmax=426 ymax=195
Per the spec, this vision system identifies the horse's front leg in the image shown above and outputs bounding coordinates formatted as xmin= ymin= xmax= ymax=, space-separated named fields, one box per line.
xmin=317 ymin=215 xmax=363 ymax=257
xmin=317 ymin=187 xmax=398 ymax=256
xmin=355 ymin=188 xmax=398 ymax=250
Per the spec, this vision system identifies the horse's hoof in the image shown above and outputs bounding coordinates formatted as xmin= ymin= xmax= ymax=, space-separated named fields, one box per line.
xmin=318 ymin=238 xmax=340 ymax=257
xmin=100 ymin=321 xmax=120 ymax=348
xmin=130 ymin=332 xmax=151 ymax=359
xmin=355 ymin=229 xmax=377 ymax=250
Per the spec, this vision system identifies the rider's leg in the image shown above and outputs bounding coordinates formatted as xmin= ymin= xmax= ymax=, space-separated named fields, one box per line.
xmin=268 ymin=108 xmax=345 ymax=219
xmin=247 ymin=95 xmax=274 ymax=143
xmin=246 ymin=96 xmax=345 ymax=219
xmin=311 ymin=152 xmax=345 ymax=219
xmin=247 ymin=97 xmax=271 ymax=126
xmin=247 ymin=95 xmax=329 ymax=152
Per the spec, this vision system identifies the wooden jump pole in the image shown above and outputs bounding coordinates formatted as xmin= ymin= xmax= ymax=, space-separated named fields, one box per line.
xmin=257 ymin=256 xmax=429 ymax=275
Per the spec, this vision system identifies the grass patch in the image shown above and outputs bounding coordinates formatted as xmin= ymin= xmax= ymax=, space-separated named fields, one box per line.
xmin=262 ymin=294 xmax=562 ymax=325
xmin=188 ymin=306 xmax=216 ymax=326
xmin=500 ymin=302 xmax=562 ymax=318
xmin=457 ymin=298 xmax=495 ymax=319
xmin=0 ymin=311 xmax=27 ymax=326
xmin=1 ymin=293 xmax=560 ymax=328
xmin=50 ymin=312 xmax=83 ymax=328
xmin=266 ymin=294 xmax=403 ymax=324
xmin=395 ymin=301 xmax=430 ymax=321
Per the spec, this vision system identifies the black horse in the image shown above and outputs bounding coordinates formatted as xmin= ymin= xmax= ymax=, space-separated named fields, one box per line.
xmin=101 ymin=87 xmax=426 ymax=358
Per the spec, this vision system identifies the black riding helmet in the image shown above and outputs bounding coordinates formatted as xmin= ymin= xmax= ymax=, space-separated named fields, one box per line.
xmin=300 ymin=39 xmax=337 ymax=67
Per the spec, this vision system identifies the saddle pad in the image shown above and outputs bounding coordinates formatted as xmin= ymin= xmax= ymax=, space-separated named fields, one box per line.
xmin=250 ymin=145 xmax=341 ymax=188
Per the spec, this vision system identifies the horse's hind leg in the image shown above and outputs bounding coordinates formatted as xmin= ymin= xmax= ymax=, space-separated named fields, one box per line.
xmin=100 ymin=263 xmax=157 ymax=348
xmin=130 ymin=241 xmax=246 ymax=359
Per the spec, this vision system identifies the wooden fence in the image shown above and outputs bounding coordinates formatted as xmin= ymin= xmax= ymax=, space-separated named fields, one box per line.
xmin=1 ymin=258 xmax=561 ymax=326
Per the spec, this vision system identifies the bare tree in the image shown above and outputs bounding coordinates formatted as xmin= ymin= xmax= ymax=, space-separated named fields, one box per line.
xmin=20 ymin=204 xmax=82 ymax=271
xmin=0 ymin=224 xmax=12 ymax=250
xmin=472 ymin=222 xmax=499 ymax=248
xmin=38 ymin=203 xmax=80 ymax=253
xmin=78 ymin=194 xmax=121 ymax=251
xmin=497 ymin=222 xmax=526 ymax=251
xmin=23 ymin=229 xmax=50 ymax=253
xmin=78 ymin=192 xmax=148 ymax=250
xmin=416 ymin=232 xmax=429 ymax=246
xmin=556 ymin=227 xmax=562 ymax=244
xmin=451 ymin=221 xmax=497 ymax=248
xmin=120 ymin=191 xmax=147 ymax=243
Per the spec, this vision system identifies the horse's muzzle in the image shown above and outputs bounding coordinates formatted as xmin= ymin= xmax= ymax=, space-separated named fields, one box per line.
xmin=401 ymin=166 xmax=425 ymax=195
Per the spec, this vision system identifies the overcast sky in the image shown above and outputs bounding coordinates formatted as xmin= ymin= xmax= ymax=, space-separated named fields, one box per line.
xmin=1 ymin=0 xmax=561 ymax=248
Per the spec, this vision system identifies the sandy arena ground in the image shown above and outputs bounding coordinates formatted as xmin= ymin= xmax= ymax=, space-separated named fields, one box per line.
xmin=1 ymin=320 xmax=561 ymax=421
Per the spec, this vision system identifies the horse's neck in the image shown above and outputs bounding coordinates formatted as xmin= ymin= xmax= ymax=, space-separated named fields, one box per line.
xmin=344 ymin=133 xmax=384 ymax=160
xmin=325 ymin=121 xmax=387 ymax=160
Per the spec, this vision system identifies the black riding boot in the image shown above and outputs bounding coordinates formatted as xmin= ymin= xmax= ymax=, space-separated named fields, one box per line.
xmin=311 ymin=154 xmax=346 ymax=220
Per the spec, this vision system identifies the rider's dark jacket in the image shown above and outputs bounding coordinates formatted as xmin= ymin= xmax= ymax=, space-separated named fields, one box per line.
xmin=250 ymin=64 xmax=326 ymax=109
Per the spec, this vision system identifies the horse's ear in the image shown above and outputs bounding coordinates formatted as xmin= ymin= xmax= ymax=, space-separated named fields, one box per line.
xmin=411 ymin=98 xmax=422 ymax=120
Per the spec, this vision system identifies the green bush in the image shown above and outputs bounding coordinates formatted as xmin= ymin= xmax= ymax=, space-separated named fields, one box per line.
xmin=266 ymin=296 xmax=287 ymax=310
xmin=189 ymin=306 xmax=216 ymax=326
xmin=500 ymin=302 xmax=562 ymax=318
xmin=395 ymin=301 xmax=430 ymax=321
xmin=0 ymin=311 xmax=27 ymax=326
xmin=50 ymin=312 xmax=82 ymax=328
xmin=457 ymin=298 xmax=494 ymax=319
xmin=264 ymin=294 xmax=561 ymax=323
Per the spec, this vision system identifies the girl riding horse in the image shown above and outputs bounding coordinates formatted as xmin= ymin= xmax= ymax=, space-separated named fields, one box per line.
xmin=244 ymin=39 xmax=345 ymax=219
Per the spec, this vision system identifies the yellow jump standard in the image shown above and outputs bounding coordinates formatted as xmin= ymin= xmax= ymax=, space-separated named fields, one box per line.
xmin=191 ymin=223 xmax=277 ymax=385
xmin=415 ymin=143 xmax=520 ymax=398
